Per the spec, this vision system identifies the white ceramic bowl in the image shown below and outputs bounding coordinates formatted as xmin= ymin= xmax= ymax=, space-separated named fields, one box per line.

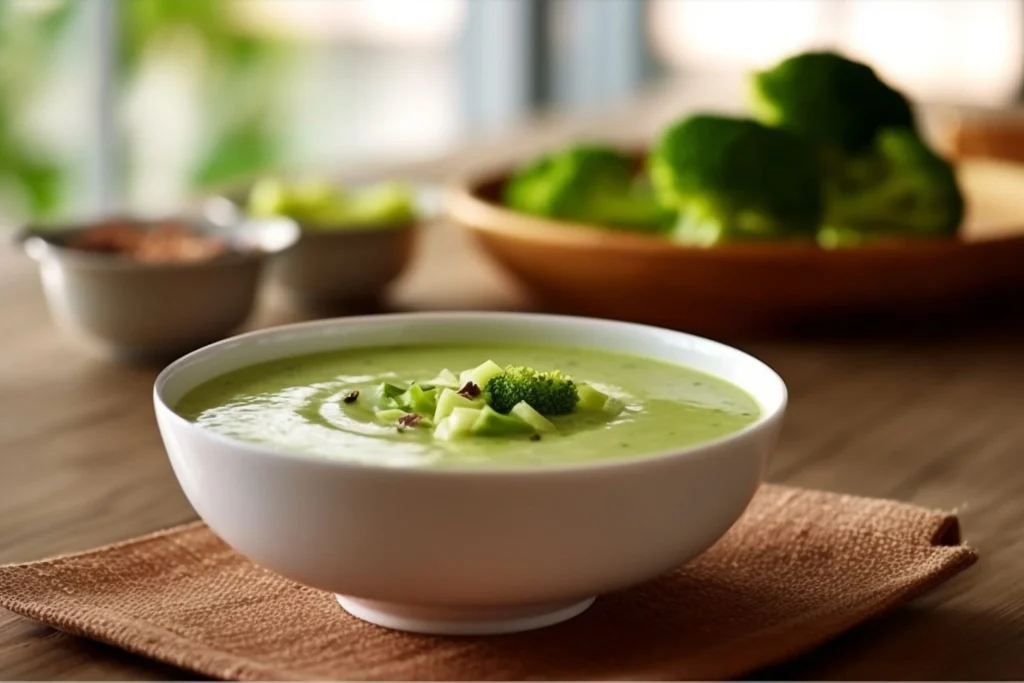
xmin=153 ymin=313 xmax=787 ymax=635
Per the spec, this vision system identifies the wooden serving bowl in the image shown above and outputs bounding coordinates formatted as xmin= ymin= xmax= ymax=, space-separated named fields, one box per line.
xmin=445 ymin=158 xmax=1024 ymax=337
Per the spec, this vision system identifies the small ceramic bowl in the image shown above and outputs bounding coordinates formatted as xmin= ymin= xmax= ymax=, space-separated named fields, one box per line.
xmin=153 ymin=312 xmax=787 ymax=636
xmin=205 ymin=183 xmax=440 ymax=311
xmin=272 ymin=224 xmax=416 ymax=310
xmin=18 ymin=215 xmax=299 ymax=360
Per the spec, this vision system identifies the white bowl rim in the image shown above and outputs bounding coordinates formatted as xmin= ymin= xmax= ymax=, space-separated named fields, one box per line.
xmin=153 ymin=311 xmax=788 ymax=478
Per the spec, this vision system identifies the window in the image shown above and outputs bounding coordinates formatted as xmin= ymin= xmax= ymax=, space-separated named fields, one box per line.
xmin=649 ymin=0 xmax=1024 ymax=106
xmin=1 ymin=0 xmax=469 ymax=220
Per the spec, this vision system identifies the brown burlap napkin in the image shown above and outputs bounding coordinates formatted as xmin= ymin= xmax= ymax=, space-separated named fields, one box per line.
xmin=0 ymin=484 xmax=975 ymax=681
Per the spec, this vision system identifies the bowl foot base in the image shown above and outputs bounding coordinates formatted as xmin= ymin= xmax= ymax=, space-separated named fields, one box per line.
xmin=335 ymin=595 xmax=595 ymax=635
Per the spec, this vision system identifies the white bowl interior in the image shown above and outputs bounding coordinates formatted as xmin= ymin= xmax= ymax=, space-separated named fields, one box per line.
xmin=157 ymin=312 xmax=785 ymax=432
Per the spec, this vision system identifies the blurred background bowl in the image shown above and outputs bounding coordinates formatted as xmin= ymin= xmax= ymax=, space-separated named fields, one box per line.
xmin=446 ymin=157 xmax=1024 ymax=338
xmin=17 ymin=214 xmax=298 ymax=361
xmin=206 ymin=183 xmax=440 ymax=313
xmin=270 ymin=221 xmax=417 ymax=312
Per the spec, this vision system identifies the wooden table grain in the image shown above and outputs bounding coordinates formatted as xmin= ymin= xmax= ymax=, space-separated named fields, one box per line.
xmin=2 ymin=93 xmax=1024 ymax=679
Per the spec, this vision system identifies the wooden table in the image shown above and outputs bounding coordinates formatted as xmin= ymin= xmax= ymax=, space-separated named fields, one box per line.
xmin=3 ymin=92 xmax=1024 ymax=679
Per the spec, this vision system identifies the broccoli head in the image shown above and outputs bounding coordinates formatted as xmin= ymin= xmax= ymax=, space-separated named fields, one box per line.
xmin=648 ymin=114 xmax=824 ymax=245
xmin=819 ymin=128 xmax=964 ymax=247
xmin=503 ymin=144 xmax=671 ymax=231
xmin=750 ymin=50 xmax=915 ymax=153
xmin=485 ymin=366 xmax=579 ymax=416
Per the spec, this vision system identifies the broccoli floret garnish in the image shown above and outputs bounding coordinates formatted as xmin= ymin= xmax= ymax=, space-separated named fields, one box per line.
xmin=503 ymin=144 xmax=672 ymax=231
xmin=648 ymin=114 xmax=823 ymax=245
xmin=749 ymin=50 xmax=916 ymax=154
xmin=484 ymin=366 xmax=579 ymax=416
xmin=819 ymin=128 xmax=964 ymax=246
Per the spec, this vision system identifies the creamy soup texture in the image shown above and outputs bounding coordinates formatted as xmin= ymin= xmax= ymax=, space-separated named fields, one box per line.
xmin=174 ymin=343 xmax=760 ymax=469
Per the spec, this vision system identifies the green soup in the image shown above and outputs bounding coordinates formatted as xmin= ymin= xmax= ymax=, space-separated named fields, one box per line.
xmin=174 ymin=343 xmax=760 ymax=469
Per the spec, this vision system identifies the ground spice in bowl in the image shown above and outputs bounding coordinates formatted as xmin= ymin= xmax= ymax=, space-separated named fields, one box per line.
xmin=67 ymin=221 xmax=232 ymax=264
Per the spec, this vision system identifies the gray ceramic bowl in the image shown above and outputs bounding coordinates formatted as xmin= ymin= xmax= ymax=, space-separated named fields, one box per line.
xmin=272 ymin=222 xmax=417 ymax=310
xmin=205 ymin=183 xmax=440 ymax=311
xmin=17 ymin=214 xmax=299 ymax=360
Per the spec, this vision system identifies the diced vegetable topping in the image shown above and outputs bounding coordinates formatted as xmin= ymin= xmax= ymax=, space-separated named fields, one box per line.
xmin=510 ymin=401 xmax=556 ymax=433
xmin=343 ymin=362 xmax=619 ymax=441
xmin=375 ymin=408 xmax=408 ymax=423
xmin=373 ymin=382 xmax=407 ymax=409
xmin=398 ymin=384 xmax=437 ymax=416
xmin=434 ymin=407 xmax=482 ymax=441
xmin=468 ymin=360 xmax=504 ymax=389
xmin=472 ymin=406 xmax=537 ymax=436
xmin=434 ymin=387 xmax=486 ymax=423
xmin=425 ymin=368 xmax=460 ymax=389
xmin=449 ymin=407 xmax=483 ymax=434
xmin=576 ymin=383 xmax=610 ymax=411
xmin=603 ymin=397 xmax=626 ymax=418
xmin=575 ymin=383 xmax=624 ymax=416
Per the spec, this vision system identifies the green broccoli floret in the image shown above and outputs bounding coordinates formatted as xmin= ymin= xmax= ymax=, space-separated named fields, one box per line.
xmin=749 ymin=51 xmax=963 ymax=245
xmin=749 ymin=50 xmax=916 ymax=153
xmin=484 ymin=366 xmax=579 ymax=416
xmin=503 ymin=144 xmax=671 ymax=231
xmin=819 ymin=128 xmax=964 ymax=247
xmin=648 ymin=114 xmax=823 ymax=245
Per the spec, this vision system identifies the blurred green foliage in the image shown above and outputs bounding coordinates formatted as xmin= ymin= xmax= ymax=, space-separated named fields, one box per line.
xmin=0 ymin=0 xmax=290 ymax=220
xmin=119 ymin=0 xmax=291 ymax=190
xmin=0 ymin=0 xmax=76 ymax=218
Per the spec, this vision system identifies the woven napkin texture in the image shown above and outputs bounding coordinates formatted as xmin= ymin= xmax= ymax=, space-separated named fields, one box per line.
xmin=0 ymin=484 xmax=976 ymax=680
